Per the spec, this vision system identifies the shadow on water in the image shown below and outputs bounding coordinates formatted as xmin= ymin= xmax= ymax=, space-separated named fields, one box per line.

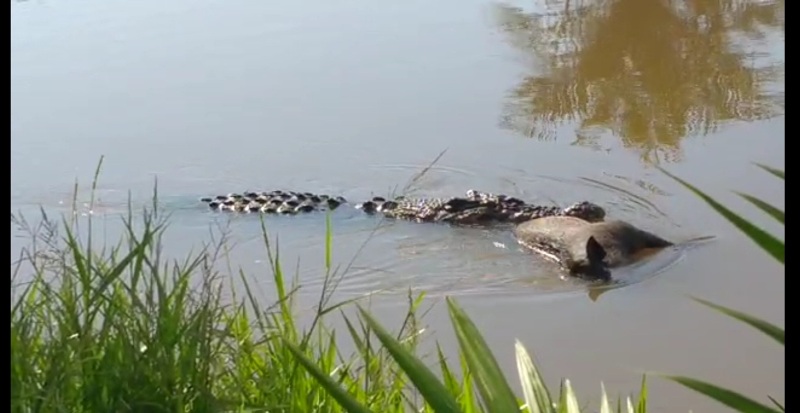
xmin=493 ymin=0 xmax=784 ymax=164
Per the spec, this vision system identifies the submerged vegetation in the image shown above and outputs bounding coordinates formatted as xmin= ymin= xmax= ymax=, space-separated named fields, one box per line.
xmin=10 ymin=159 xmax=783 ymax=412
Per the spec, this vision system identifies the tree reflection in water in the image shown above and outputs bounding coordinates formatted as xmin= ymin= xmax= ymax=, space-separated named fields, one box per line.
xmin=494 ymin=0 xmax=784 ymax=164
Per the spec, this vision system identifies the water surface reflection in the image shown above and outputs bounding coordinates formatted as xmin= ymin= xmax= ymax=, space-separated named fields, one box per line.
xmin=495 ymin=0 xmax=784 ymax=163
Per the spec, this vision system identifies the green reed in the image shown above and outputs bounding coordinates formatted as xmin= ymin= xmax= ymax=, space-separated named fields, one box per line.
xmin=10 ymin=156 xmax=647 ymax=413
xmin=10 ymin=159 xmax=428 ymax=412
xmin=657 ymin=164 xmax=784 ymax=413
xmin=10 ymin=198 xmax=644 ymax=413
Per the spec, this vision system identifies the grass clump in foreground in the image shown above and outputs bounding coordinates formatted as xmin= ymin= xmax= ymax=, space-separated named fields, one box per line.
xmin=10 ymin=160 xmax=646 ymax=412
xmin=10 ymin=188 xmax=434 ymax=412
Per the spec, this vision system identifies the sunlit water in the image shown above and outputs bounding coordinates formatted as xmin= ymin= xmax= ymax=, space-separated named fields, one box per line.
xmin=12 ymin=0 xmax=784 ymax=411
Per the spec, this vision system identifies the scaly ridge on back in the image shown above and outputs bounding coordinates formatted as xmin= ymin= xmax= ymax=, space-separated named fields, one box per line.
xmin=199 ymin=190 xmax=346 ymax=214
xmin=197 ymin=188 xmax=607 ymax=225
xmin=354 ymin=189 xmax=606 ymax=224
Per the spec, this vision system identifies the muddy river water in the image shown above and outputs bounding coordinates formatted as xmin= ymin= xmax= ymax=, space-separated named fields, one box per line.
xmin=12 ymin=0 xmax=784 ymax=411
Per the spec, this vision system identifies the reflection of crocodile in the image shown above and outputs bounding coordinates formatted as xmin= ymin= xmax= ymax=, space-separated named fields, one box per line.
xmin=199 ymin=189 xmax=674 ymax=281
xmin=199 ymin=189 xmax=607 ymax=224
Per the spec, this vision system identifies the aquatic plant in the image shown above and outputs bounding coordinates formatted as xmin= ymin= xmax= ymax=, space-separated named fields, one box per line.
xmin=658 ymin=164 xmax=784 ymax=413
xmin=287 ymin=295 xmax=648 ymax=413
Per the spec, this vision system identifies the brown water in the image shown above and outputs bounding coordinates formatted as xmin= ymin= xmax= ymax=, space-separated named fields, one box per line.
xmin=11 ymin=0 xmax=784 ymax=411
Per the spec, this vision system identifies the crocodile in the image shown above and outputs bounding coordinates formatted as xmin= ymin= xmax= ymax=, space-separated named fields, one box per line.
xmin=198 ymin=188 xmax=675 ymax=281
xmin=514 ymin=216 xmax=675 ymax=281
xmin=198 ymin=189 xmax=607 ymax=225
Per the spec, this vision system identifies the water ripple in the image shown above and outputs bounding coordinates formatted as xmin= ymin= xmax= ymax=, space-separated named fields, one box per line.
xmin=11 ymin=163 xmax=693 ymax=303
xmin=247 ymin=169 xmax=692 ymax=302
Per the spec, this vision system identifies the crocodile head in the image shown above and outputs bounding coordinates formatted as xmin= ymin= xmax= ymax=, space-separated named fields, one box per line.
xmin=562 ymin=201 xmax=606 ymax=223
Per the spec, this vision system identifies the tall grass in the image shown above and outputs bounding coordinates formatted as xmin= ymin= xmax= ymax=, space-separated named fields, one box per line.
xmin=10 ymin=196 xmax=645 ymax=413
xmin=10 ymin=161 xmax=433 ymax=412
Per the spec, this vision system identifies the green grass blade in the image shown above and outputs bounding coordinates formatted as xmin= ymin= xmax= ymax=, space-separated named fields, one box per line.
xmin=341 ymin=311 xmax=367 ymax=356
xmin=514 ymin=340 xmax=555 ymax=413
xmin=557 ymin=380 xmax=580 ymax=413
xmin=446 ymin=297 xmax=520 ymax=413
xmin=94 ymin=227 xmax=154 ymax=295
xmin=692 ymin=298 xmax=784 ymax=345
xmin=357 ymin=306 xmax=462 ymax=413
xmin=281 ymin=338 xmax=375 ymax=413
xmin=658 ymin=167 xmax=784 ymax=264
xmin=767 ymin=395 xmax=784 ymax=412
xmin=599 ymin=383 xmax=611 ymax=413
xmin=661 ymin=375 xmax=781 ymax=413
xmin=754 ymin=163 xmax=784 ymax=180
xmin=458 ymin=352 xmax=479 ymax=413
xmin=635 ymin=375 xmax=647 ymax=413
xmin=435 ymin=344 xmax=460 ymax=396
xmin=325 ymin=212 xmax=333 ymax=271
xmin=735 ymin=192 xmax=784 ymax=225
